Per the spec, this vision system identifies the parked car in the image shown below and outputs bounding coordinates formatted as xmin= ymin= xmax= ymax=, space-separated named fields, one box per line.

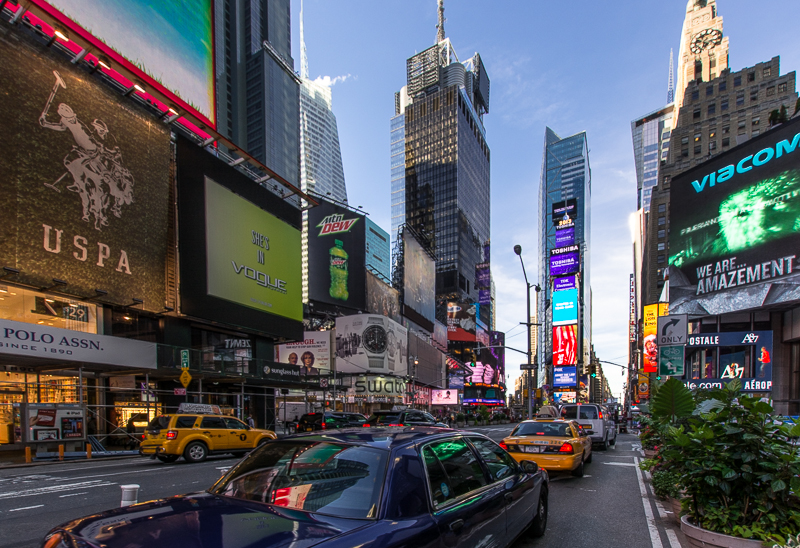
xmin=42 ymin=428 xmax=549 ymax=548
xmin=363 ymin=409 xmax=449 ymax=428
xmin=501 ymin=418 xmax=592 ymax=477
xmin=296 ymin=411 xmax=367 ymax=432
xmin=559 ymin=403 xmax=617 ymax=449
xmin=139 ymin=413 xmax=276 ymax=463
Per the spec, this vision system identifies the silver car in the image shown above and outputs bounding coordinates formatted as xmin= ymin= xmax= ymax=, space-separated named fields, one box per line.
xmin=559 ymin=403 xmax=617 ymax=449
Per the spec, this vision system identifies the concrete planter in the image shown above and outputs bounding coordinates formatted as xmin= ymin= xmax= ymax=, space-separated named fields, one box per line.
xmin=681 ymin=515 xmax=763 ymax=548
xmin=467 ymin=421 xmax=475 ymax=426
xmin=457 ymin=422 xmax=465 ymax=428
xmin=665 ymin=496 xmax=682 ymax=525
xmin=643 ymin=449 xmax=656 ymax=458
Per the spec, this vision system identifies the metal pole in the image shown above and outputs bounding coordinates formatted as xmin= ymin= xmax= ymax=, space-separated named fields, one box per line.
xmin=526 ymin=282 xmax=532 ymax=419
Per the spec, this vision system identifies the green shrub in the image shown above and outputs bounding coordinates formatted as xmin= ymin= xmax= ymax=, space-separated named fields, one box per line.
xmin=651 ymin=470 xmax=681 ymax=500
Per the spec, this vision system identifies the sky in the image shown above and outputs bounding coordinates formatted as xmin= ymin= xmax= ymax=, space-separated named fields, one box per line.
xmin=290 ymin=0 xmax=800 ymax=400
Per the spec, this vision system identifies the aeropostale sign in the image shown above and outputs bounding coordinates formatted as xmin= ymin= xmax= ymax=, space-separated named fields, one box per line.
xmin=0 ymin=318 xmax=156 ymax=369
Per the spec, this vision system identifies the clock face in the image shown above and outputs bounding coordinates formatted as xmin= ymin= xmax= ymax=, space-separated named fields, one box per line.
xmin=363 ymin=325 xmax=388 ymax=353
xmin=690 ymin=28 xmax=723 ymax=54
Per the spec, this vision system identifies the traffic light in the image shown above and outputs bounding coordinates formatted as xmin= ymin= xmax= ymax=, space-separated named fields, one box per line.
xmin=656 ymin=374 xmax=662 ymax=381
xmin=590 ymin=362 xmax=597 ymax=378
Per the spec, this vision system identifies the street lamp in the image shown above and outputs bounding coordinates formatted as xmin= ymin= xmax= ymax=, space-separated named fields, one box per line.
xmin=514 ymin=245 xmax=541 ymax=419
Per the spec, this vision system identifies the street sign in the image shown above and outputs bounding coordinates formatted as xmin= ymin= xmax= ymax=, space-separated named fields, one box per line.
xmin=180 ymin=369 xmax=192 ymax=388
xmin=659 ymin=345 xmax=685 ymax=376
xmin=520 ymin=364 xmax=535 ymax=370
xmin=174 ymin=388 xmax=186 ymax=396
xmin=657 ymin=314 xmax=688 ymax=346
xmin=180 ymin=349 xmax=190 ymax=369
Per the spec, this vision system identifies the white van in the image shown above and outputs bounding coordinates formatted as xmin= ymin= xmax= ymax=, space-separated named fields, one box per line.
xmin=559 ymin=403 xmax=617 ymax=449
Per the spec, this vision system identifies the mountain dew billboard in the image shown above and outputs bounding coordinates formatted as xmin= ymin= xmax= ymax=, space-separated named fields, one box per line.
xmin=669 ymin=118 xmax=800 ymax=315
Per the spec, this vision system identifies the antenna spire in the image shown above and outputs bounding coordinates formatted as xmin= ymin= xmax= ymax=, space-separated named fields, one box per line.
xmin=300 ymin=0 xmax=308 ymax=79
xmin=667 ymin=48 xmax=674 ymax=104
xmin=436 ymin=0 xmax=445 ymax=43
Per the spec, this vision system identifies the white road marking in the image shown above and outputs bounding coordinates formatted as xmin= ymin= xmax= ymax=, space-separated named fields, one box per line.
xmin=654 ymin=498 xmax=668 ymax=519
xmin=9 ymin=504 xmax=44 ymax=512
xmin=59 ymin=492 xmax=88 ymax=498
xmin=665 ymin=528 xmax=682 ymax=548
xmin=0 ymin=480 xmax=115 ymax=499
xmin=603 ymin=462 xmax=637 ymax=467
xmin=634 ymin=456 xmax=664 ymax=548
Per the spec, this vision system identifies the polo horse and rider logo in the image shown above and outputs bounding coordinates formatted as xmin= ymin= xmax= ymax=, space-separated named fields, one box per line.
xmin=38 ymin=70 xmax=134 ymax=230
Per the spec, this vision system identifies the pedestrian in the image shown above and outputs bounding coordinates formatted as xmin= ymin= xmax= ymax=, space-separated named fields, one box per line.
xmin=247 ymin=414 xmax=255 ymax=428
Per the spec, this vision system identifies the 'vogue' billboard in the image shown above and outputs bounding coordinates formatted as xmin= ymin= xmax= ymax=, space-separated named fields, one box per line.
xmin=308 ymin=199 xmax=366 ymax=312
xmin=403 ymin=231 xmax=436 ymax=324
xmin=0 ymin=33 xmax=170 ymax=311
xmin=669 ymin=118 xmax=800 ymax=315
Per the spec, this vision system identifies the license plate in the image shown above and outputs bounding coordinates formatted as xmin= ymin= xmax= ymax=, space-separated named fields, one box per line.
xmin=523 ymin=446 xmax=542 ymax=453
xmin=533 ymin=440 xmax=548 ymax=445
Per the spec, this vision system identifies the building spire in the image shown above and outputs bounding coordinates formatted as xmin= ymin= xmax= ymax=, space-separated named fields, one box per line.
xmin=436 ymin=0 xmax=445 ymax=43
xmin=300 ymin=0 xmax=308 ymax=80
xmin=667 ymin=48 xmax=674 ymax=104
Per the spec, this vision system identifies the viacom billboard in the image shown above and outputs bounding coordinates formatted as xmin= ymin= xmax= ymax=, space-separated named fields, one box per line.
xmin=669 ymin=117 xmax=800 ymax=315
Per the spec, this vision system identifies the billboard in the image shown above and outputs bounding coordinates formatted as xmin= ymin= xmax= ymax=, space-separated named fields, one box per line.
xmin=554 ymin=275 xmax=577 ymax=292
xmin=555 ymin=226 xmax=575 ymax=247
xmin=308 ymin=200 xmax=366 ymax=311
xmin=35 ymin=0 xmax=215 ymax=127
xmin=553 ymin=288 xmax=578 ymax=326
xmin=432 ymin=321 xmax=448 ymax=352
xmin=553 ymin=325 xmax=578 ymax=366
xmin=643 ymin=303 xmax=668 ymax=373
xmin=554 ymin=366 xmax=577 ymax=387
xmin=447 ymin=302 xmax=477 ymax=342
xmin=476 ymin=263 xmax=491 ymax=289
xmin=669 ymin=119 xmax=800 ymax=315
xmin=552 ymin=198 xmax=578 ymax=225
xmin=205 ymin=178 xmax=302 ymax=320
xmin=403 ymin=232 xmax=436 ymax=323
xmin=685 ymin=331 xmax=773 ymax=392
xmin=365 ymin=218 xmax=391 ymax=283
xmin=488 ymin=331 xmax=506 ymax=387
xmin=334 ymin=314 xmax=408 ymax=376
xmin=432 ymin=389 xmax=460 ymax=405
xmin=274 ymin=332 xmax=331 ymax=374
xmin=629 ymin=274 xmax=636 ymax=343
xmin=447 ymin=357 xmax=465 ymax=389
xmin=550 ymin=245 xmax=580 ymax=277
xmin=0 ymin=35 xmax=170 ymax=311
xmin=365 ymin=272 xmax=401 ymax=323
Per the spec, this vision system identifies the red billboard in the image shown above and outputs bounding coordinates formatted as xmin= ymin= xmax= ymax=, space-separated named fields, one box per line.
xmin=553 ymin=325 xmax=578 ymax=366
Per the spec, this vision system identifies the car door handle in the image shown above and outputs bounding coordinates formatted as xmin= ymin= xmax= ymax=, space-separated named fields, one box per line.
xmin=504 ymin=493 xmax=514 ymax=504
xmin=449 ymin=519 xmax=464 ymax=532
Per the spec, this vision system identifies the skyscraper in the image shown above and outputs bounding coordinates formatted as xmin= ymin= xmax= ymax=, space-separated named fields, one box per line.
xmin=538 ymin=128 xmax=592 ymax=396
xmin=214 ymin=0 xmax=300 ymax=187
xmin=391 ymin=2 xmax=491 ymax=308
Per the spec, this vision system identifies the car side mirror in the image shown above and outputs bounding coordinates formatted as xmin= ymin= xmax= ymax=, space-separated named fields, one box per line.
xmin=521 ymin=460 xmax=539 ymax=473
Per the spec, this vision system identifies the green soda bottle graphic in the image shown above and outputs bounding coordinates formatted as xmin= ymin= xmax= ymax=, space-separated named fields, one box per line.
xmin=329 ymin=239 xmax=349 ymax=301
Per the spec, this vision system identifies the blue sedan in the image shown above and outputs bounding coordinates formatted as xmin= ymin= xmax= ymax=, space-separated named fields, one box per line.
xmin=41 ymin=427 xmax=549 ymax=548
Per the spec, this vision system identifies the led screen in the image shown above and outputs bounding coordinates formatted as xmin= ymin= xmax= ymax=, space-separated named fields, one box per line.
xmin=669 ymin=119 xmax=800 ymax=314
xmin=447 ymin=302 xmax=476 ymax=342
xmin=403 ymin=232 xmax=436 ymax=323
xmin=37 ymin=0 xmax=215 ymax=126
xmin=554 ymin=275 xmax=577 ymax=292
xmin=642 ymin=303 xmax=667 ymax=373
xmin=552 ymin=198 xmax=578 ymax=225
xmin=554 ymin=366 xmax=577 ymax=387
xmin=365 ymin=272 xmax=401 ymax=323
xmin=550 ymin=245 xmax=580 ymax=277
xmin=431 ymin=389 xmax=460 ymax=405
xmin=552 ymin=325 xmax=578 ymax=366
xmin=553 ymin=289 xmax=578 ymax=326
xmin=475 ymin=263 xmax=491 ymax=289
xmin=555 ymin=226 xmax=575 ymax=247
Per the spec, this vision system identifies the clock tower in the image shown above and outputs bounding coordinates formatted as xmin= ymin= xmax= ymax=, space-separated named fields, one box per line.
xmin=674 ymin=0 xmax=729 ymax=111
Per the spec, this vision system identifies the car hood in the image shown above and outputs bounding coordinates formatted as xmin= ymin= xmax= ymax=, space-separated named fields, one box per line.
xmin=49 ymin=492 xmax=371 ymax=548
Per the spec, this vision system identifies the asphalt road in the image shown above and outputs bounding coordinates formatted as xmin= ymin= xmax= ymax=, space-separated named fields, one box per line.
xmin=0 ymin=428 xmax=686 ymax=548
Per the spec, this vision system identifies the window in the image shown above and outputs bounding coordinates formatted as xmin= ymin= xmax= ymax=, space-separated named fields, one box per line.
xmin=752 ymin=129 xmax=760 ymax=136
xmin=658 ymin=216 xmax=666 ymax=226
xmin=709 ymin=131 xmax=716 ymax=139
xmin=734 ymin=75 xmax=742 ymax=87
xmin=779 ymin=82 xmax=788 ymax=93
xmin=681 ymin=148 xmax=689 ymax=158
xmin=658 ymin=203 xmax=666 ymax=213
xmin=706 ymin=85 xmax=714 ymax=97
xmin=767 ymin=86 xmax=776 ymax=97
xmin=657 ymin=255 xmax=666 ymax=264
xmin=693 ymin=108 xmax=701 ymax=120
xmin=748 ymin=72 xmax=756 ymax=82
xmin=722 ymin=126 xmax=730 ymax=134
xmin=225 ymin=418 xmax=247 ymax=430
xmin=694 ymin=133 xmax=702 ymax=142
xmin=750 ymin=88 xmax=759 ymax=101
xmin=201 ymin=417 xmax=227 ymax=429
xmin=721 ymin=98 xmax=729 ymax=111
xmin=691 ymin=89 xmax=700 ymax=101
xmin=709 ymin=141 xmax=717 ymax=152
xmin=736 ymin=92 xmax=744 ymax=106
xmin=752 ymin=118 xmax=760 ymax=127
xmin=694 ymin=145 xmax=702 ymax=154
xmin=722 ymin=137 xmax=730 ymax=147
xmin=763 ymin=67 xmax=772 ymax=78
xmin=468 ymin=438 xmax=516 ymax=482
xmin=719 ymin=80 xmax=727 ymax=92
xmin=658 ymin=229 xmax=666 ymax=239
xmin=708 ymin=103 xmax=716 ymax=115
xmin=681 ymin=136 xmax=689 ymax=145
xmin=657 ymin=243 xmax=665 ymax=251
xmin=175 ymin=416 xmax=198 ymax=428
xmin=422 ymin=439 xmax=487 ymax=506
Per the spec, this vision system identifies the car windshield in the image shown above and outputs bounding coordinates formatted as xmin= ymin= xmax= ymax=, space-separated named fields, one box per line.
xmin=210 ymin=441 xmax=388 ymax=519
xmin=370 ymin=413 xmax=402 ymax=424
xmin=560 ymin=406 xmax=599 ymax=420
xmin=512 ymin=422 xmax=572 ymax=437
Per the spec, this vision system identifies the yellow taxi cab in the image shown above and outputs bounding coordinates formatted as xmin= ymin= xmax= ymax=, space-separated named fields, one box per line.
xmin=140 ymin=404 xmax=276 ymax=463
xmin=500 ymin=418 xmax=592 ymax=477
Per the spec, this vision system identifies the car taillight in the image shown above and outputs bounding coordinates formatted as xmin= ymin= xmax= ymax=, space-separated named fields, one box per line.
xmin=599 ymin=411 xmax=603 ymax=419
xmin=166 ymin=430 xmax=178 ymax=440
xmin=322 ymin=422 xmax=326 ymax=430
xmin=499 ymin=442 xmax=508 ymax=450
xmin=559 ymin=442 xmax=574 ymax=454
xmin=362 ymin=423 xmax=371 ymax=427
xmin=387 ymin=424 xmax=404 ymax=427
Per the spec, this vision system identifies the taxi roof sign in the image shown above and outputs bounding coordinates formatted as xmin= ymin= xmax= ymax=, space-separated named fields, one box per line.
xmin=177 ymin=403 xmax=222 ymax=415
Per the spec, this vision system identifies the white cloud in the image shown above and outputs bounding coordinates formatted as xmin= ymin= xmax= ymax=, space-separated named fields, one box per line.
xmin=313 ymin=74 xmax=353 ymax=87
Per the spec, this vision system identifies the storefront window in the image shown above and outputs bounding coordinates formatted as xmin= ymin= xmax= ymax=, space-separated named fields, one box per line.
xmin=192 ymin=328 xmax=253 ymax=375
xmin=688 ymin=348 xmax=717 ymax=379
xmin=0 ymin=286 xmax=98 ymax=333
xmin=719 ymin=346 xmax=751 ymax=379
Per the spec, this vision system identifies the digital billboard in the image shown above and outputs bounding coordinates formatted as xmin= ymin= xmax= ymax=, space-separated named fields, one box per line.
xmin=476 ymin=263 xmax=491 ymax=289
xmin=554 ymin=275 xmax=577 ymax=292
xmin=431 ymin=389 xmax=460 ymax=406
xmin=334 ymin=314 xmax=408 ymax=376
xmin=553 ymin=325 xmax=578 ymax=366
xmin=489 ymin=331 xmax=506 ymax=386
xmin=684 ymin=331 xmax=773 ymax=392
xmin=365 ymin=272 xmax=401 ymax=323
xmin=643 ymin=303 xmax=668 ymax=373
xmin=550 ymin=245 xmax=580 ymax=276
xmin=205 ymin=178 xmax=302 ymax=320
xmin=0 ymin=34 xmax=170 ymax=312
xmin=554 ymin=366 xmax=577 ymax=387
xmin=432 ymin=321 xmax=448 ymax=352
xmin=308 ymin=200 xmax=366 ymax=312
xmin=555 ymin=226 xmax=575 ymax=247
xmin=552 ymin=198 xmax=578 ymax=225
xmin=669 ymin=119 xmax=800 ymax=315
xmin=274 ymin=332 xmax=331 ymax=374
xmin=403 ymin=232 xmax=436 ymax=324
xmin=447 ymin=302 xmax=477 ymax=342
xmin=365 ymin=218 xmax=391 ymax=283
xmin=35 ymin=0 xmax=216 ymax=127
xmin=553 ymin=289 xmax=578 ymax=326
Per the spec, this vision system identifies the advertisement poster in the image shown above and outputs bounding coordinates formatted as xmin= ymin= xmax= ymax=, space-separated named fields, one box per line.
xmin=465 ymin=361 xmax=500 ymax=386
xmin=554 ymin=275 xmax=577 ymax=292
xmin=447 ymin=302 xmax=477 ymax=342
xmin=308 ymin=199 xmax=366 ymax=311
xmin=432 ymin=321 xmax=448 ymax=352
xmin=27 ymin=404 xmax=84 ymax=442
xmin=403 ymin=232 xmax=436 ymax=323
xmin=0 ymin=35 xmax=170 ymax=312
xmin=475 ymin=263 xmax=491 ymax=289
xmin=431 ymin=389 xmax=460 ymax=405
xmin=669 ymin=119 xmax=800 ymax=315
xmin=552 ymin=198 xmax=578 ymax=225
xmin=552 ymin=391 xmax=576 ymax=404
xmin=553 ymin=325 xmax=578 ymax=366
xmin=555 ymin=226 xmax=575 ymax=247
xmin=365 ymin=218 xmax=391 ymax=283
xmin=554 ymin=366 xmax=577 ymax=387
xmin=365 ymin=272 xmax=401 ymax=323
xmin=489 ymin=331 xmax=506 ymax=385
xmin=549 ymin=245 xmax=580 ymax=277
xmin=685 ymin=331 xmax=773 ymax=392
xmin=274 ymin=332 xmax=331 ymax=374
xmin=643 ymin=303 xmax=668 ymax=373
xmin=334 ymin=314 xmax=407 ymax=376
xmin=205 ymin=178 xmax=302 ymax=321
xmin=447 ymin=357 xmax=465 ymax=389
xmin=553 ymin=288 xmax=578 ymax=326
